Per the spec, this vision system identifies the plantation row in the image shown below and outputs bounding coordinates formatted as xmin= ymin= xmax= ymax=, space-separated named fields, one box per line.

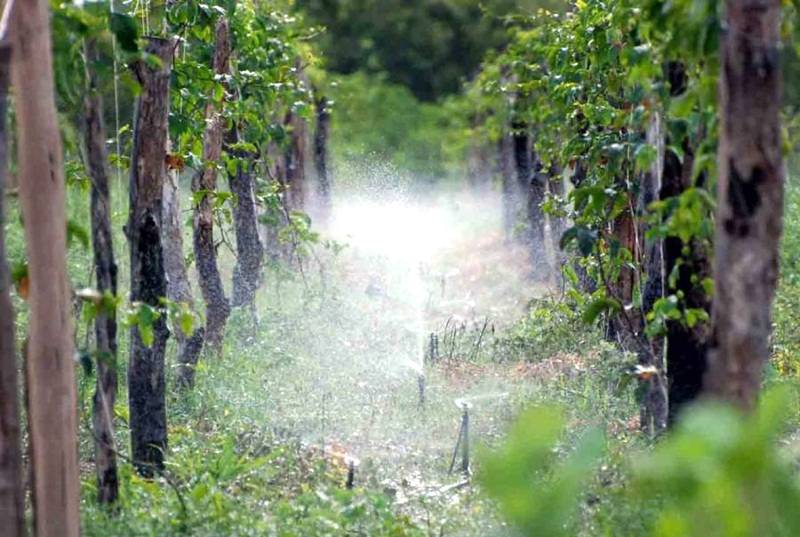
xmin=1 ymin=0 xmax=799 ymax=535
xmin=1 ymin=1 xmax=331 ymax=535
xmin=466 ymin=0 xmax=795 ymax=427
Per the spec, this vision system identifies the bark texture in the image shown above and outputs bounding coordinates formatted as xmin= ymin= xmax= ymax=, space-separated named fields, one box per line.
xmin=192 ymin=19 xmax=231 ymax=351
xmin=128 ymin=37 xmax=173 ymax=476
xmin=0 ymin=40 xmax=24 ymax=537
xmin=12 ymin=0 xmax=80 ymax=533
xmin=163 ymin=163 xmax=205 ymax=387
xmin=228 ymin=124 xmax=264 ymax=310
xmin=84 ymin=37 xmax=119 ymax=504
xmin=705 ymin=0 xmax=784 ymax=409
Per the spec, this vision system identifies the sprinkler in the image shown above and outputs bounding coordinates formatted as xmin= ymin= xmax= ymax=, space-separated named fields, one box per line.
xmin=344 ymin=455 xmax=359 ymax=489
xmin=346 ymin=459 xmax=355 ymax=489
xmin=448 ymin=401 xmax=472 ymax=476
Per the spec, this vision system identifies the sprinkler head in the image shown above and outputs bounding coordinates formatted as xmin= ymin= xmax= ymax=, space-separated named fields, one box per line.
xmin=453 ymin=398 xmax=473 ymax=410
xmin=345 ymin=457 xmax=359 ymax=489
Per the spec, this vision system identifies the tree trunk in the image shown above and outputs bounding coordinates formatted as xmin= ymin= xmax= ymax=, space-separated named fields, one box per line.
xmin=12 ymin=0 xmax=80 ymax=533
xmin=498 ymin=132 xmax=518 ymax=241
xmin=163 ymin=158 xmax=205 ymax=387
xmin=567 ymin=161 xmax=596 ymax=294
xmin=637 ymin=111 xmax=668 ymax=434
xmin=228 ymin=125 xmax=264 ymax=311
xmin=263 ymin=140 xmax=285 ymax=263
xmin=607 ymin=205 xmax=637 ymax=343
xmin=546 ymin=165 xmax=567 ymax=281
xmin=162 ymin=169 xmax=193 ymax=313
xmin=663 ymin=143 xmax=711 ymax=423
xmin=192 ymin=18 xmax=231 ymax=352
xmin=127 ymin=37 xmax=173 ymax=476
xmin=285 ymin=110 xmax=308 ymax=211
xmin=526 ymin=159 xmax=558 ymax=282
xmin=654 ymin=62 xmax=713 ymax=424
xmin=466 ymin=116 xmax=492 ymax=191
xmin=511 ymin=123 xmax=534 ymax=243
xmin=0 ymin=39 xmax=24 ymax=537
xmin=84 ymin=37 xmax=119 ymax=504
xmin=313 ymin=93 xmax=331 ymax=223
xmin=705 ymin=0 xmax=784 ymax=409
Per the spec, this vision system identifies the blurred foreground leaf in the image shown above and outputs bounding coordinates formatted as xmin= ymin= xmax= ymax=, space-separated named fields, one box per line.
xmin=480 ymin=406 xmax=606 ymax=536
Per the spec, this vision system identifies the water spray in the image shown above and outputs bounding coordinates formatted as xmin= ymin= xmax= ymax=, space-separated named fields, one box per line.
xmin=448 ymin=401 xmax=472 ymax=476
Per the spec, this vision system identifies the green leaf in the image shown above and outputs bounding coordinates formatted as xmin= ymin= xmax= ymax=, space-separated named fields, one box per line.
xmin=140 ymin=324 xmax=155 ymax=347
xmin=559 ymin=226 xmax=578 ymax=251
xmin=11 ymin=259 xmax=28 ymax=285
xmin=179 ymin=309 xmax=194 ymax=336
xmin=480 ymin=406 xmax=606 ymax=536
xmin=559 ymin=226 xmax=597 ymax=256
xmin=685 ymin=308 xmax=709 ymax=328
xmin=576 ymin=228 xmax=597 ymax=256
xmin=582 ymin=297 xmax=621 ymax=324
xmin=213 ymin=83 xmax=225 ymax=102
xmin=67 ymin=220 xmax=90 ymax=250
xmin=109 ymin=13 xmax=140 ymax=53
xmin=634 ymin=143 xmax=658 ymax=172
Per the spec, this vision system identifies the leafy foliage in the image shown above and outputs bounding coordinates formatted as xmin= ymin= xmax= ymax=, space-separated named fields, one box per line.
xmin=298 ymin=0 xmax=566 ymax=101
xmin=9 ymin=1 xmax=800 ymax=535
xmin=482 ymin=388 xmax=800 ymax=537
xmin=480 ymin=406 xmax=606 ymax=536
xmin=327 ymin=72 xmax=469 ymax=179
xmin=631 ymin=387 xmax=800 ymax=537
